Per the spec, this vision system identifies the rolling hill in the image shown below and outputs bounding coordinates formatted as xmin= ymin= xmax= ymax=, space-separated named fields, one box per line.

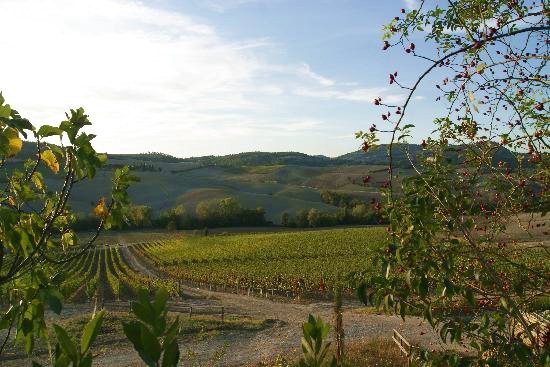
xmin=9 ymin=142 xmax=525 ymax=223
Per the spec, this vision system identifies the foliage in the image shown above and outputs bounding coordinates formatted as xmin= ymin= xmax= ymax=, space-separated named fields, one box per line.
xmin=319 ymin=190 xmax=364 ymax=209
xmin=195 ymin=197 xmax=267 ymax=228
xmin=0 ymin=96 xmax=135 ymax=362
xmin=73 ymin=197 xmax=268 ymax=231
xmin=358 ymin=1 xmax=549 ymax=366
xmin=281 ymin=206 xmax=379 ymax=228
xmin=32 ymin=311 xmax=105 ymax=367
xmin=298 ymin=315 xmax=337 ymax=367
xmin=135 ymin=227 xmax=386 ymax=293
xmin=122 ymin=288 xmax=180 ymax=367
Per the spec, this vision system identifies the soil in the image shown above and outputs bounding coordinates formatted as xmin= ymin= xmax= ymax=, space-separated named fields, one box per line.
xmin=89 ymin=246 xmax=445 ymax=366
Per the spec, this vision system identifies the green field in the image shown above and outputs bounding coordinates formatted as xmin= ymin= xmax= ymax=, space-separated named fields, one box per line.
xmin=56 ymin=246 xmax=177 ymax=302
xmin=133 ymin=227 xmax=387 ymax=292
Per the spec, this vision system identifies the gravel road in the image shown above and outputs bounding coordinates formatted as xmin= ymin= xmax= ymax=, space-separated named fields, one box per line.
xmin=91 ymin=246 xmax=443 ymax=366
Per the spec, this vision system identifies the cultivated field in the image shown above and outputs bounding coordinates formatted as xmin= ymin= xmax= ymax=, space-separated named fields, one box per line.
xmin=131 ymin=227 xmax=386 ymax=294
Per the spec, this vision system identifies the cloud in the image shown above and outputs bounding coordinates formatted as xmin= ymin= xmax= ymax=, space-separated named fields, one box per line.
xmin=202 ymin=0 xmax=276 ymax=13
xmin=404 ymin=0 xmax=419 ymax=10
xmin=294 ymin=87 xmax=405 ymax=104
xmin=297 ymin=63 xmax=335 ymax=87
xmin=0 ymin=0 xmax=274 ymax=153
xmin=0 ymin=0 xmax=410 ymax=157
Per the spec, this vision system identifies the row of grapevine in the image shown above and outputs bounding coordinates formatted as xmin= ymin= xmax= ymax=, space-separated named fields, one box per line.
xmin=58 ymin=245 xmax=178 ymax=302
xmin=133 ymin=227 xmax=388 ymax=293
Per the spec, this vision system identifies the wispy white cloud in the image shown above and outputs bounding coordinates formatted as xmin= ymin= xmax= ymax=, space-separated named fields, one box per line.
xmin=297 ymin=63 xmax=336 ymax=87
xmin=0 ymin=0 xmax=407 ymax=157
xmin=0 ymin=0 xmax=273 ymax=154
xmin=294 ymin=87 xmax=405 ymax=104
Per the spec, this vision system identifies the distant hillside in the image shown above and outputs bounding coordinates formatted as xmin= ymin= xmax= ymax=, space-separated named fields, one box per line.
xmin=18 ymin=141 xmax=525 ymax=169
xmin=181 ymin=151 xmax=335 ymax=166
xmin=12 ymin=141 xmax=528 ymax=224
xmin=179 ymin=144 xmax=424 ymax=167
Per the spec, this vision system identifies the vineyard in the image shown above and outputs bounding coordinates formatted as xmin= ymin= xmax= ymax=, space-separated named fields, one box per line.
xmin=131 ymin=227 xmax=388 ymax=293
xmin=58 ymin=246 xmax=178 ymax=301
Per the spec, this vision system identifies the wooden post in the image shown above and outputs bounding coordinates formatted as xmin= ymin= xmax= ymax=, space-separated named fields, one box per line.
xmin=392 ymin=329 xmax=413 ymax=367
xmin=221 ymin=306 xmax=224 ymax=323
xmin=189 ymin=306 xmax=192 ymax=319
xmin=334 ymin=287 xmax=344 ymax=364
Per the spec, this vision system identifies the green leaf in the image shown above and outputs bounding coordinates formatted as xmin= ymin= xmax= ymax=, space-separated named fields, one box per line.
xmin=0 ymin=104 xmax=11 ymax=118
xmin=153 ymin=288 xmax=168 ymax=317
xmin=122 ymin=321 xmax=142 ymax=350
xmin=47 ymin=290 xmax=63 ymax=315
xmin=140 ymin=324 xmax=162 ymax=363
xmin=161 ymin=339 xmax=180 ymax=367
xmin=38 ymin=125 xmax=63 ymax=137
xmin=53 ymin=324 xmax=78 ymax=364
xmin=80 ymin=310 xmax=104 ymax=353
xmin=79 ymin=354 xmax=92 ymax=367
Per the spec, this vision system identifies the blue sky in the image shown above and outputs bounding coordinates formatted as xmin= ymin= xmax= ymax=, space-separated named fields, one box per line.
xmin=0 ymin=0 xmax=439 ymax=157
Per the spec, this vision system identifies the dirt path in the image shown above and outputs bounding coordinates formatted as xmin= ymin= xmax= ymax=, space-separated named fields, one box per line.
xmin=95 ymin=245 xmax=442 ymax=367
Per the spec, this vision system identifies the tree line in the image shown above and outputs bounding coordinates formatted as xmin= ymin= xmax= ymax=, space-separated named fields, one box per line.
xmin=73 ymin=197 xmax=267 ymax=230
xmin=279 ymin=190 xmax=384 ymax=228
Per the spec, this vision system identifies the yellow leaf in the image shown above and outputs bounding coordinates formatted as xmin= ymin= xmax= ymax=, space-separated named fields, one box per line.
xmin=476 ymin=63 xmax=486 ymax=74
xmin=7 ymin=196 xmax=15 ymax=207
xmin=4 ymin=128 xmax=22 ymax=157
xmin=93 ymin=197 xmax=108 ymax=217
xmin=41 ymin=150 xmax=59 ymax=173
xmin=31 ymin=172 xmax=44 ymax=191
xmin=468 ymin=92 xmax=475 ymax=102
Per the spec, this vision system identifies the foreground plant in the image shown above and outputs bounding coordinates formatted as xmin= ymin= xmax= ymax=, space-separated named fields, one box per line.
xmin=358 ymin=1 xmax=549 ymax=366
xmin=33 ymin=310 xmax=105 ymax=367
xmin=298 ymin=315 xmax=337 ymax=367
xmin=0 ymin=94 xmax=136 ymax=362
xmin=122 ymin=288 xmax=181 ymax=367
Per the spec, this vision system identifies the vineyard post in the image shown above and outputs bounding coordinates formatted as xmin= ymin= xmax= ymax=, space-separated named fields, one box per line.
xmin=221 ymin=306 xmax=225 ymax=323
xmin=189 ymin=306 xmax=192 ymax=319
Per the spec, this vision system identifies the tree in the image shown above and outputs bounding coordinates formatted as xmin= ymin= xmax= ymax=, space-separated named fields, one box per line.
xmin=159 ymin=204 xmax=189 ymax=230
xmin=358 ymin=1 xmax=548 ymax=366
xmin=126 ymin=205 xmax=153 ymax=229
xmin=0 ymin=95 xmax=140 ymax=363
xmin=295 ymin=209 xmax=310 ymax=228
xmin=307 ymin=208 xmax=321 ymax=227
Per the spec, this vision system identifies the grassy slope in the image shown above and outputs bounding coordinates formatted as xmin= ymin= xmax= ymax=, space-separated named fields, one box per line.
xmin=64 ymin=163 xmax=397 ymax=223
xmin=15 ymin=141 xmax=417 ymax=223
